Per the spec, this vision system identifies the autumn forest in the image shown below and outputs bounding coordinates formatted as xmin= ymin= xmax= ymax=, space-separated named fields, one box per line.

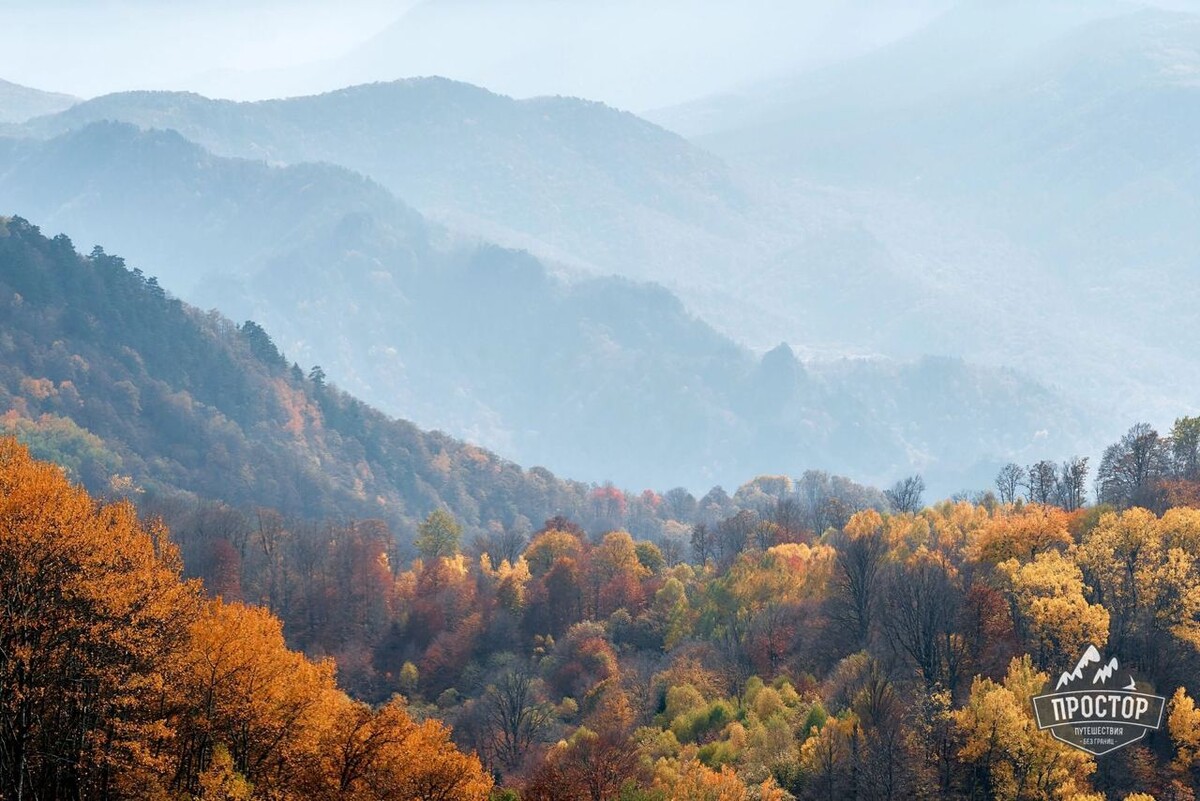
xmin=5 ymin=3 xmax=1200 ymax=799
xmin=1 ymin=216 xmax=1199 ymax=800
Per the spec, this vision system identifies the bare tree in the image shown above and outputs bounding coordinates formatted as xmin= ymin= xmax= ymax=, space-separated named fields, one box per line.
xmin=830 ymin=524 xmax=888 ymax=649
xmin=884 ymin=475 xmax=925 ymax=514
xmin=1054 ymin=456 xmax=1089 ymax=511
xmin=662 ymin=487 xmax=698 ymax=521
xmin=481 ymin=522 xmax=529 ymax=565
xmin=482 ymin=668 xmax=554 ymax=773
xmin=1026 ymin=460 xmax=1058 ymax=505
xmin=714 ymin=510 xmax=757 ymax=569
xmin=994 ymin=463 xmax=1026 ymax=505
xmin=767 ymin=496 xmax=807 ymax=542
xmin=689 ymin=523 xmax=713 ymax=566
xmin=1097 ymin=423 xmax=1168 ymax=509
xmin=882 ymin=559 xmax=966 ymax=693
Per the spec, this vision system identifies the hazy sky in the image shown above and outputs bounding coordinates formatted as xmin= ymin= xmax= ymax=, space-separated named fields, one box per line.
xmin=3 ymin=0 xmax=1198 ymax=110
xmin=0 ymin=1 xmax=412 ymax=97
xmin=0 ymin=0 xmax=952 ymax=110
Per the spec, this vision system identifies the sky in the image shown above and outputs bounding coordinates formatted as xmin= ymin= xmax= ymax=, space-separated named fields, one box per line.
xmin=0 ymin=1 xmax=412 ymax=98
xmin=0 ymin=0 xmax=953 ymax=110
xmin=2 ymin=0 xmax=1197 ymax=109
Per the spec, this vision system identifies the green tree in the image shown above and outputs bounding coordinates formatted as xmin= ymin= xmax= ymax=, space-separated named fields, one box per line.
xmin=416 ymin=508 xmax=463 ymax=561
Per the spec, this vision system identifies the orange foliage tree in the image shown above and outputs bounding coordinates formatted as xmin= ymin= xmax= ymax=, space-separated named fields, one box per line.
xmin=0 ymin=438 xmax=492 ymax=800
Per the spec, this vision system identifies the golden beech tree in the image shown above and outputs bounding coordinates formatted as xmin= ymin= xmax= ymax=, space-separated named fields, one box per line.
xmin=970 ymin=506 xmax=1074 ymax=565
xmin=998 ymin=551 xmax=1109 ymax=670
xmin=0 ymin=439 xmax=492 ymax=801
xmin=170 ymin=598 xmax=341 ymax=796
xmin=954 ymin=656 xmax=1096 ymax=801
xmin=0 ymin=438 xmax=201 ymax=799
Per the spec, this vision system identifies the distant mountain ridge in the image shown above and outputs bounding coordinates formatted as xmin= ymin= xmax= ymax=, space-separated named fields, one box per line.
xmin=0 ymin=123 xmax=1089 ymax=494
xmin=0 ymin=78 xmax=76 ymax=124
xmin=16 ymin=59 xmax=1196 ymax=444
xmin=18 ymin=78 xmax=748 ymax=280
xmin=650 ymin=2 xmax=1200 ymax=427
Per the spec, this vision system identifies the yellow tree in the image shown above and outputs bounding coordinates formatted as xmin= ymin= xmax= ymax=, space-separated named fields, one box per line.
xmin=999 ymin=551 xmax=1109 ymax=670
xmin=0 ymin=437 xmax=201 ymax=799
xmin=922 ymin=500 xmax=992 ymax=559
xmin=170 ymin=598 xmax=341 ymax=795
xmin=653 ymin=750 xmax=789 ymax=801
xmin=199 ymin=745 xmax=254 ymax=800
xmin=970 ymin=506 xmax=1073 ymax=565
xmin=525 ymin=528 xmax=585 ymax=577
xmin=365 ymin=714 xmax=492 ymax=801
xmin=1079 ymin=508 xmax=1200 ymax=661
xmin=954 ymin=656 xmax=1096 ymax=801
xmin=1077 ymin=509 xmax=1161 ymax=651
xmin=799 ymin=714 xmax=860 ymax=801
xmin=1168 ymin=687 xmax=1200 ymax=781
xmin=588 ymin=530 xmax=650 ymax=617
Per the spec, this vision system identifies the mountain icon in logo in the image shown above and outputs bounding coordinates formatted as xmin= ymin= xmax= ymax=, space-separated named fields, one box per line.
xmin=1033 ymin=645 xmax=1165 ymax=756
xmin=1054 ymin=644 xmax=1137 ymax=692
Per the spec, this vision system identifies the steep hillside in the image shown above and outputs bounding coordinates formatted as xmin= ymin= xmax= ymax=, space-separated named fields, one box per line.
xmin=0 ymin=215 xmax=591 ymax=539
xmin=0 ymin=126 xmax=1091 ymax=494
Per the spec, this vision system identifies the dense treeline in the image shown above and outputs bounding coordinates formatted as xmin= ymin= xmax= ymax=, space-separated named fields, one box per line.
xmin=160 ymin=423 xmax=1200 ymax=800
xmin=993 ymin=417 xmax=1200 ymax=513
xmin=418 ymin=492 xmax=1200 ymax=800
xmin=144 ymin=470 xmax=883 ymax=700
xmin=0 ymin=438 xmax=492 ymax=800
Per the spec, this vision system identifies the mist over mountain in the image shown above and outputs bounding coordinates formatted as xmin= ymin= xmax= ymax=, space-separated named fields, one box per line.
xmin=649 ymin=1 xmax=1200 ymax=424
xmin=0 ymin=0 xmax=950 ymax=107
xmin=0 ymin=123 xmax=1087 ymax=495
xmin=18 ymin=79 xmax=755 ymax=286
xmin=8 ymin=1 xmax=1194 ymax=492
xmin=0 ymin=214 xmax=594 ymax=540
xmin=10 ymin=74 xmax=1131 ymax=421
xmin=323 ymin=0 xmax=953 ymax=111
xmin=0 ymin=78 xmax=76 ymax=124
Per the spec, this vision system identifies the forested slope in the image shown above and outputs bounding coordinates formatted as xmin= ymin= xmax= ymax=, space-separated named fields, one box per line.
xmin=0 ymin=215 xmax=591 ymax=539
